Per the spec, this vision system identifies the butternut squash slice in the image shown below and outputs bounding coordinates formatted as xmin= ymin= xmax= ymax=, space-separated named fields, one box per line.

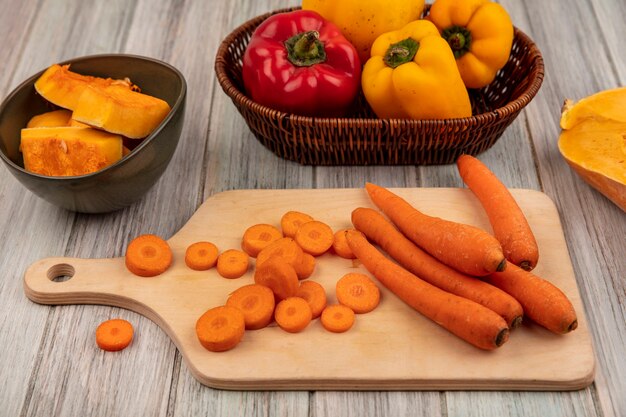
xmin=34 ymin=64 xmax=171 ymax=139
xmin=21 ymin=127 xmax=123 ymax=176
xmin=559 ymin=87 xmax=626 ymax=212
xmin=26 ymin=109 xmax=72 ymax=128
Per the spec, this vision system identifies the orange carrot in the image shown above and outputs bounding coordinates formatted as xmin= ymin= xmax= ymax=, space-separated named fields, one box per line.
xmin=352 ymin=207 xmax=523 ymax=328
xmin=256 ymin=237 xmax=304 ymax=268
xmin=485 ymin=262 xmax=578 ymax=334
xmin=294 ymin=220 xmax=334 ymax=256
xmin=345 ymin=230 xmax=510 ymax=350
xmin=254 ymin=257 xmax=299 ymax=301
xmin=226 ymin=284 xmax=275 ymax=330
xmin=331 ymin=228 xmax=356 ymax=259
xmin=185 ymin=241 xmax=219 ymax=271
xmin=321 ymin=304 xmax=355 ymax=333
xmin=365 ymin=182 xmax=506 ymax=276
xmin=125 ymin=234 xmax=172 ymax=277
xmin=296 ymin=280 xmax=327 ymax=319
xmin=274 ymin=297 xmax=313 ymax=333
xmin=95 ymin=319 xmax=134 ymax=351
xmin=195 ymin=305 xmax=245 ymax=352
xmin=294 ymin=252 xmax=316 ymax=280
xmin=216 ymin=249 xmax=250 ymax=279
xmin=241 ymin=223 xmax=283 ymax=257
xmin=335 ymin=273 xmax=381 ymax=314
xmin=281 ymin=211 xmax=314 ymax=238
xmin=457 ymin=154 xmax=539 ymax=271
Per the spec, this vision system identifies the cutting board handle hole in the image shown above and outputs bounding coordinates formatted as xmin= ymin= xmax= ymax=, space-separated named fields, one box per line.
xmin=47 ymin=264 xmax=75 ymax=283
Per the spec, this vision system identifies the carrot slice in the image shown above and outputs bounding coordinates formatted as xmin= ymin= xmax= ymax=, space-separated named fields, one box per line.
xmin=294 ymin=252 xmax=316 ymax=280
xmin=256 ymin=237 xmax=304 ymax=268
xmin=241 ymin=223 xmax=283 ymax=258
xmin=335 ymin=273 xmax=380 ymax=314
xmin=280 ymin=210 xmax=314 ymax=238
xmin=296 ymin=280 xmax=327 ymax=319
xmin=196 ymin=305 xmax=245 ymax=352
xmin=96 ymin=319 xmax=134 ymax=351
xmin=226 ymin=284 xmax=275 ymax=330
xmin=216 ymin=249 xmax=249 ymax=279
xmin=125 ymin=234 xmax=172 ymax=277
xmin=185 ymin=241 xmax=219 ymax=271
xmin=294 ymin=220 xmax=334 ymax=256
xmin=332 ymin=228 xmax=356 ymax=259
xmin=321 ymin=304 xmax=355 ymax=333
xmin=254 ymin=257 xmax=299 ymax=301
xmin=274 ymin=297 xmax=312 ymax=333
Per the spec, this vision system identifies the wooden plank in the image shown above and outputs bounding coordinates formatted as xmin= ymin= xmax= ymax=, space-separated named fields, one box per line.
xmin=24 ymin=188 xmax=594 ymax=391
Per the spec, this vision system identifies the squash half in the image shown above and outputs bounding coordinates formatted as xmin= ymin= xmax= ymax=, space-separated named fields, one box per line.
xmin=559 ymin=87 xmax=626 ymax=212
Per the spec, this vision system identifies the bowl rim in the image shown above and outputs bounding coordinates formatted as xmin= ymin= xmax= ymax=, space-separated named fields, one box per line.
xmin=0 ymin=53 xmax=187 ymax=181
xmin=215 ymin=6 xmax=545 ymax=128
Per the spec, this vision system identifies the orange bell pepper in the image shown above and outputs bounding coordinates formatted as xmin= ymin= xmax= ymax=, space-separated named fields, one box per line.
xmin=428 ymin=0 xmax=514 ymax=89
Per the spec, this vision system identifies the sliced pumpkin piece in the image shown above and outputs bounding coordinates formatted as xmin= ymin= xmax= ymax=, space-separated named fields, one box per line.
xmin=27 ymin=109 xmax=72 ymax=128
xmin=71 ymin=84 xmax=171 ymax=139
xmin=559 ymin=90 xmax=626 ymax=212
xmin=34 ymin=64 xmax=170 ymax=139
xmin=560 ymin=86 xmax=626 ymax=129
xmin=21 ymin=127 xmax=123 ymax=176
xmin=34 ymin=64 xmax=136 ymax=110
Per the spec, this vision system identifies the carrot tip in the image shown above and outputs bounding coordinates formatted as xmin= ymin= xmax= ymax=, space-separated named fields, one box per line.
xmin=567 ymin=319 xmax=578 ymax=333
xmin=496 ymin=259 xmax=507 ymax=272
xmin=495 ymin=328 xmax=509 ymax=347
xmin=510 ymin=316 xmax=523 ymax=330
xmin=519 ymin=261 xmax=533 ymax=271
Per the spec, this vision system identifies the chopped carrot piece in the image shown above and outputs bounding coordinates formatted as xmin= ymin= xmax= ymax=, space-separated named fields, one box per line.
xmin=196 ymin=305 xmax=245 ymax=352
xmin=254 ymin=257 xmax=299 ymax=301
xmin=294 ymin=252 xmax=316 ymax=279
xmin=96 ymin=319 xmax=134 ymax=351
xmin=226 ymin=284 xmax=275 ymax=330
xmin=321 ymin=304 xmax=355 ymax=333
xmin=216 ymin=249 xmax=249 ymax=279
xmin=185 ymin=241 xmax=219 ymax=271
xmin=332 ymin=228 xmax=356 ymax=259
xmin=280 ymin=210 xmax=314 ymax=238
xmin=296 ymin=280 xmax=327 ymax=319
xmin=335 ymin=273 xmax=381 ymax=314
xmin=125 ymin=234 xmax=172 ymax=277
xmin=256 ymin=237 xmax=304 ymax=269
xmin=294 ymin=220 xmax=334 ymax=256
xmin=241 ymin=223 xmax=283 ymax=258
xmin=274 ymin=297 xmax=312 ymax=333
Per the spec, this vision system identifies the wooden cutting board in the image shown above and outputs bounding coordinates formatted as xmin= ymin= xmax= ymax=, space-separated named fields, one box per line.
xmin=23 ymin=188 xmax=595 ymax=391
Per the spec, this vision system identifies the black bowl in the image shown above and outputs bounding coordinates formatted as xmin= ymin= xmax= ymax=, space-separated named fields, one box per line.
xmin=0 ymin=54 xmax=186 ymax=213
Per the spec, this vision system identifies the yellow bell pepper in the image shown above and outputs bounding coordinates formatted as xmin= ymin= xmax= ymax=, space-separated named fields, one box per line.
xmin=428 ymin=0 xmax=514 ymax=89
xmin=301 ymin=0 xmax=425 ymax=62
xmin=361 ymin=20 xmax=472 ymax=120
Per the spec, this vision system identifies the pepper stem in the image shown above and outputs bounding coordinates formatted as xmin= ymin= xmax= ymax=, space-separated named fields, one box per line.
xmin=285 ymin=30 xmax=327 ymax=67
xmin=383 ymin=38 xmax=419 ymax=69
xmin=442 ymin=26 xmax=472 ymax=59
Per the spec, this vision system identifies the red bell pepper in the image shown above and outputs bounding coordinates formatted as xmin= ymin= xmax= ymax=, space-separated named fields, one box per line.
xmin=242 ymin=10 xmax=361 ymax=117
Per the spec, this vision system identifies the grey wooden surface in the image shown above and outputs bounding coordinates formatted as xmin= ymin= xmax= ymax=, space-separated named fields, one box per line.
xmin=0 ymin=0 xmax=624 ymax=416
